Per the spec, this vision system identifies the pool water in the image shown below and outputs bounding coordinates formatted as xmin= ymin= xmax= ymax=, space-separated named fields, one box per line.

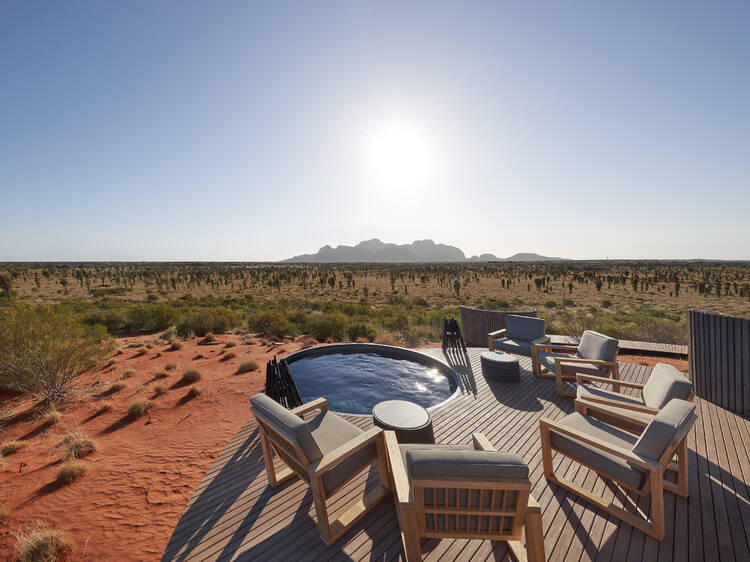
xmin=288 ymin=352 xmax=456 ymax=415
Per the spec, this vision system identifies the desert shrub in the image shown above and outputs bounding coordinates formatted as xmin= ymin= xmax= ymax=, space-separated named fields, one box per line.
xmin=0 ymin=303 xmax=113 ymax=402
xmin=306 ymin=312 xmax=348 ymax=341
xmin=374 ymin=334 xmax=398 ymax=346
xmin=61 ymin=429 xmax=97 ymax=459
xmin=122 ymin=369 xmax=135 ymax=379
xmin=224 ymin=341 xmax=236 ymax=348
xmin=176 ymin=307 xmax=241 ymax=338
xmin=236 ymin=360 xmax=257 ymax=373
xmin=202 ymin=332 xmax=216 ymax=343
xmin=601 ymin=299 xmax=613 ymax=308
xmin=411 ymin=297 xmax=429 ymax=307
xmin=163 ymin=362 xmax=177 ymax=371
xmin=128 ymin=398 xmax=152 ymax=418
xmin=186 ymin=385 xmax=202 ymax=398
xmin=104 ymin=381 xmax=127 ymax=395
xmin=0 ymin=495 xmax=10 ymax=525
xmin=181 ymin=369 xmax=202 ymax=383
xmin=220 ymin=352 xmax=236 ymax=362
xmin=57 ymin=459 xmax=87 ymax=484
xmin=153 ymin=370 xmax=169 ymax=379
xmin=15 ymin=524 xmax=73 ymax=562
xmin=159 ymin=326 xmax=178 ymax=342
xmin=1 ymin=440 xmax=28 ymax=456
xmin=248 ymin=309 xmax=294 ymax=339
xmin=153 ymin=384 xmax=166 ymax=395
xmin=347 ymin=321 xmax=377 ymax=342
xmin=125 ymin=302 xmax=178 ymax=332
xmin=544 ymin=300 xmax=557 ymax=309
xmin=480 ymin=298 xmax=510 ymax=310
xmin=170 ymin=341 xmax=183 ymax=351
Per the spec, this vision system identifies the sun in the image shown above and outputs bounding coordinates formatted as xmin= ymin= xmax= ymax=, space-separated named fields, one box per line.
xmin=367 ymin=123 xmax=431 ymax=189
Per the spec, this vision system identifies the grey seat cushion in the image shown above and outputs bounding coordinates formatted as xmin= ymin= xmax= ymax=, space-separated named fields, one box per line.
xmin=577 ymin=330 xmax=619 ymax=362
xmin=577 ymin=384 xmax=645 ymax=407
xmin=250 ymin=393 xmax=320 ymax=460
xmin=307 ymin=411 xmax=377 ymax=494
xmin=551 ymin=412 xmax=646 ymax=489
xmin=505 ymin=315 xmax=546 ymax=342
xmin=402 ymin=445 xmax=529 ymax=481
xmin=642 ymin=364 xmax=694 ymax=409
xmin=632 ymin=399 xmax=697 ymax=461
xmin=538 ymin=352 xmax=608 ymax=377
xmin=494 ymin=337 xmax=532 ymax=356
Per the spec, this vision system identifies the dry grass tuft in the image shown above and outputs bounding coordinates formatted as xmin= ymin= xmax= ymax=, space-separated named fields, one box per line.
xmin=181 ymin=369 xmax=202 ymax=383
xmin=106 ymin=381 xmax=127 ymax=394
xmin=224 ymin=341 xmax=237 ymax=348
xmin=153 ymin=370 xmax=169 ymax=380
xmin=128 ymin=398 xmax=152 ymax=418
xmin=61 ymin=429 xmax=97 ymax=459
xmin=374 ymin=334 xmax=398 ymax=346
xmin=56 ymin=459 xmax=87 ymax=484
xmin=164 ymin=362 xmax=177 ymax=371
xmin=186 ymin=385 xmax=202 ymax=399
xmin=42 ymin=408 xmax=63 ymax=426
xmin=170 ymin=341 xmax=183 ymax=351
xmin=220 ymin=352 xmax=237 ymax=362
xmin=95 ymin=401 xmax=112 ymax=415
xmin=193 ymin=353 xmax=206 ymax=360
xmin=15 ymin=524 xmax=73 ymax=562
xmin=1 ymin=440 xmax=28 ymax=456
xmin=153 ymin=384 xmax=166 ymax=396
xmin=0 ymin=495 xmax=11 ymax=526
xmin=236 ymin=360 xmax=257 ymax=374
xmin=121 ymin=369 xmax=135 ymax=379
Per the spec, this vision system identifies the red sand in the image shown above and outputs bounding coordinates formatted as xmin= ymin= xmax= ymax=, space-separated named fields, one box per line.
xmin=0 ymin=339 xmax=686 ymax=560
xmin=0 ymin=334 xmax=306 ymax=560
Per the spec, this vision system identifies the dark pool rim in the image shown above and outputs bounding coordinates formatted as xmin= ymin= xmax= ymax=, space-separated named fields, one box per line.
xmin=284 ymin=343 xmax=462 ymax=417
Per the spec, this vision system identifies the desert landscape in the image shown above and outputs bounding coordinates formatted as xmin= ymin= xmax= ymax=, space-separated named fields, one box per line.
xmin=0 ymin=259 xmax=734 ymax=559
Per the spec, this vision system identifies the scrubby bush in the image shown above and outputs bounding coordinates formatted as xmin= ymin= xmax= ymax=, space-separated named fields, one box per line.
xmin=128 ymin=398 xmax=152 ymax=418
xmin=220 ymin=351 xmax=237 ymax=362
xmin=1 ymin=440 xmax=28 ymax=456
xmin=248 ymin=309 xmax=295 ymax=339
xmin=61 ymin=429 xmax=97 ymax=459
xmin=15 ymin=524 xmax=73 ymax=562
xmin=347 ymin=321 xmax=377 ymax=342
xmin=181 ymin=369 xmax=202 ymax=383
xmin=236 ymin=360 xmax=257 ymax=373
xmin=0 ymin=303 xmax=113 ymax=402
xmin=176 ymin=307 xmax=241 ymax=338
xmin=186 ymin=385 xmax=201 ymax=399
xmin=153 ymin=384 xmax=166 ymax=396
xmin=306 ymin=312 xmax=348 ymax=341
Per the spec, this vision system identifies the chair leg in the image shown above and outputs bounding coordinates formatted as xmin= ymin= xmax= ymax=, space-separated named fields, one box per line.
xmin=398 ymin=507 xmax=422 ymax=561
xmin=664 ymin=438 xmax=690 ymax=498
xmin=310 ymin=477 xmax=332 ymax=545
xmin=259 ymin=430 xmax=297 ymax=487
xmin=611 ymin=363 xmax=621 ymax=393
xmin=540 ymin=424 xmax=553 ymax=479
xmin=650 ymin=470 xmax=665 ymax=540
xmin=525 ymin=505 xmax=545 ymax=562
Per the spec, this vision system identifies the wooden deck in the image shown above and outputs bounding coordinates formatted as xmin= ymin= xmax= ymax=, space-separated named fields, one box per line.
xmin=549 ymin=336 xmax=688 ymax=358
xmin=162 ymin=348 xmax=750 ymax=561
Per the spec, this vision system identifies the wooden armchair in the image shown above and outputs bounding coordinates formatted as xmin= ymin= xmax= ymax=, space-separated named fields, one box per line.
xmin=540 ymin=399 xmax=697 ymax=540
xmin=531 ymin=330 xmax=619 ymax=397
xmin=575 ymin=362 xmax=694 ymax=415
xmin=385 ymin=431 xmax=545 ymax=562
xmin=487 ymin=314 xmax=550 ymax=365
xmin=250 ymin=394 xmax=391 ymax=545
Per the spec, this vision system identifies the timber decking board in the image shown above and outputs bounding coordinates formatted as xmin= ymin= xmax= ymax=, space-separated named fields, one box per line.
xmin=162 ymin=348 xmax=749 ymax=562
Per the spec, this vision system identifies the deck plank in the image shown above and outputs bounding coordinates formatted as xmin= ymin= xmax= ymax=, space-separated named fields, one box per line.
xmin=162 ymin=348 xmax=747 ymax=561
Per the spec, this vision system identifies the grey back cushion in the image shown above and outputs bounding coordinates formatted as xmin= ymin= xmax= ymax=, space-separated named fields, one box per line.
xmin=577 ymin=330 xmax=619 ymax=362
xmin=250 ymin=393 xmax=322 ymax=462
xmin=642 ymin=363 xmax=694 ymax=409
xmin=631 ymin=399 xmax=697 ymax=460
xmin=406 ymin=448 xmax=529 ymax=481
xmin=505 ymin=315 xmax=546 ymax=342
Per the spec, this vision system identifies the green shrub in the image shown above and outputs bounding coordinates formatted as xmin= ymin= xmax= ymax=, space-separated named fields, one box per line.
xmin=347 ymin=321 xmax=377 ymax=342
xmin=248 ymin=309 xmax=294 ymax=339
xmin=0 ymin=303 xmax=113 ymax=402
xmin=306 ymin=312 xmax=348 ymax=341
xmin=177 ymin=307 xmax=241 ymax=337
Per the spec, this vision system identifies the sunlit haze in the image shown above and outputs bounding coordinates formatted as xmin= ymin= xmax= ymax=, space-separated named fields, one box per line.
xmin=1 ymin=1 xmax=749 ymax=261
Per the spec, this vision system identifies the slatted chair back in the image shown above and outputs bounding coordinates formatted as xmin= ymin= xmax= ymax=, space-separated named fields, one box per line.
xmin=252 ymin=409 xmax=311 ymax=483
xmin=410 ymin=476 xmax=531 ymax=541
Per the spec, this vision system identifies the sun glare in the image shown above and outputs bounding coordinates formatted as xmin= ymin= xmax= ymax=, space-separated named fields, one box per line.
xmin=367 ymin=124 xmax=431 ymax=189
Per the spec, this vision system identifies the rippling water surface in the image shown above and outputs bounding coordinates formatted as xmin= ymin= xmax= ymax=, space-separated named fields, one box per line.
xmin=289 ymin=352 xmax=456 ymax=415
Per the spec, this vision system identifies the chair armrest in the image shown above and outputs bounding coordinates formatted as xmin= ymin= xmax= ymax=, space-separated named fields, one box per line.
xmin=309 ymin=427 xmax=383 ymax=478
xmin=535 ymin=342 xmax=578 ymax=353
xmin=557 ymin=357 xmax=617 ymax=366
xmin=575 ymin=374 xmax=643 ymax=388
xmin=472 ymin=432 xmax=496 ymax=451
xmin=384 ymin=430 xmax=412 ymax=506
xmin=291 ymin=397 xmax=328 ymax=417
xmin=526 ymin=494 xmax=541 ymax=514
xmin=539 ymin=417 xmax=659 ymax=471
xmin=488 ymin=328 xmax=506 ymax=339
xmin=531 ymin=335 xmax=551 ymax=346
xmin=574 ymin=399 xmax=655 ymax=428
xmin=576 ymin=396 xmax=658 ymax=416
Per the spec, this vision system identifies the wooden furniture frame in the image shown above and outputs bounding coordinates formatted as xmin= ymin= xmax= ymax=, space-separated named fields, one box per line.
xmin=488 ymin=327 xmax=550 ymax=371
xmin=539 ymin=403 xmax=694 ymax=540
xmin=251 ymin=398 xmax=392 ymax=546
xmin=574 ymin=373 xmax=695 ymax=415
xmin=531 ymin=341 xmax=619 ymax=397
xmin=385 ymin=431 xmax=545 ymax=561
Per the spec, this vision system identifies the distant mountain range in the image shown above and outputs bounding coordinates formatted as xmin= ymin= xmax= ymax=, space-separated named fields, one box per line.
xmin=282 ymin=239 xmax=568 ymax=263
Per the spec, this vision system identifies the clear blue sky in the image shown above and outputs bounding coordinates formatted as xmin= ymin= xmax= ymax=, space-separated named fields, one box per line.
xmin=1 ymin=1 xmax=748 ymax=261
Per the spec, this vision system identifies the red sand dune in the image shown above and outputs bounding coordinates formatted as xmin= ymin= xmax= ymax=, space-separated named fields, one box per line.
xmin=0 ymin=336 xmax=685 ymax=560
xmin=0 ymin=334 xmax=307 ymax=560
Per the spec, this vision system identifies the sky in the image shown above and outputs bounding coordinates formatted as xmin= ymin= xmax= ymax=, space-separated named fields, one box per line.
xmin=1 ymin=1 xmax=749 ymax=261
